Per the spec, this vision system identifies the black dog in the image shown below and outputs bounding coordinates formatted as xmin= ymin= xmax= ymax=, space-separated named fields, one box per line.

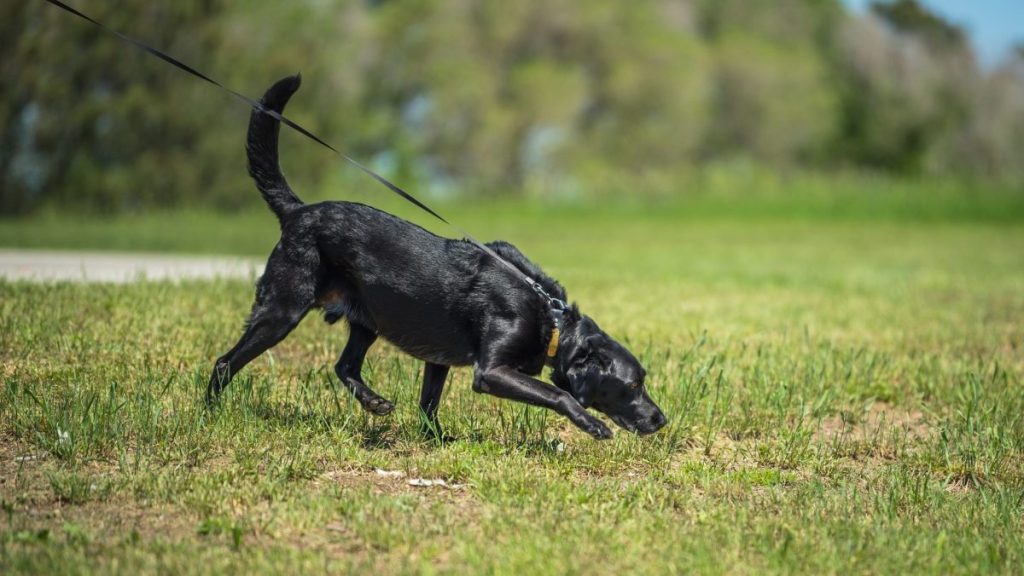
xmin=207 ymin=75 xmax=666 ymax=440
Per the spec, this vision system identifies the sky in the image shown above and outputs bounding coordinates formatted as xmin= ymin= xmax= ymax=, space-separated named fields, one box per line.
xmin=842 ymin=0 xmax=1023 ymax=66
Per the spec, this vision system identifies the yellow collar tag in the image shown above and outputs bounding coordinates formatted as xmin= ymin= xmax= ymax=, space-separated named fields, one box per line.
xmin=546 ymin=327 xmax=560 ymax=359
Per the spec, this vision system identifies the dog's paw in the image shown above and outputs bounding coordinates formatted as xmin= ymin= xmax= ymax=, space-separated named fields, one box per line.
xmin=362 ymin=396 xmax=396 ymax=416
xmin=582 ymin=416 xmax=613 ymax=440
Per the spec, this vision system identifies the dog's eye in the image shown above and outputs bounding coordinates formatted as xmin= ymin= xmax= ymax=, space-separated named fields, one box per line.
xmin=632 ymin=370 xmax=646 ymax=389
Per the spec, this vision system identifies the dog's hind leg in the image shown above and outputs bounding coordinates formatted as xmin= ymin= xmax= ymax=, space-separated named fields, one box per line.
xmin=334 ymin=323 xmax=395 ymax=416
xmin=206 ymin=247 xmax=315 ymax=406
xmin=418 ymin=362 xmax=450 ymax=440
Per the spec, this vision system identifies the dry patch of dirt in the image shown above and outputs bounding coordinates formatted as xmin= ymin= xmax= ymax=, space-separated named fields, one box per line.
xmin=1 ymin=439 xmax=53 ymax=506
xmin=3 ymin=435 xmax=476 ymax=568
xmin=1 ymin=437 xmax=197 ymax=541
xmin=816 ymin=401 xmax=931 ymax=444
xmin=812 ymin=401 xmax=935 ymax=474
xmin=281 ymin=466 xmax=477 ymax=568
xmin=659 ymin=403 xmax=935 ymax=493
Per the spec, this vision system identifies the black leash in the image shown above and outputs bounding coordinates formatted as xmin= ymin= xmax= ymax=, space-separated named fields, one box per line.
xmin=41 ymin=0 xmax=569 ymax=317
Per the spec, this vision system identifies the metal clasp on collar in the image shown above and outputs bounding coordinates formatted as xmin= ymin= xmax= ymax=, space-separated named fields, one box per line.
xmin=527 ymin=278 xmax=568 ymax=330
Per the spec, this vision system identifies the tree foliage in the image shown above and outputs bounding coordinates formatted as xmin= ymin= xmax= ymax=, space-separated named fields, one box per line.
xmin=872 ymin=0 xmax=967 ymax=53
xmin=2 ymin=0 xmax=1022 ymax=213
xmin=1 ymin=0 xmax=227 ymax=213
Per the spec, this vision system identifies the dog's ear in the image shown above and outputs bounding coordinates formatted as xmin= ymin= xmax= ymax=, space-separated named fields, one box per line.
xmin=565 ymin=335 xmax=605 ymax=407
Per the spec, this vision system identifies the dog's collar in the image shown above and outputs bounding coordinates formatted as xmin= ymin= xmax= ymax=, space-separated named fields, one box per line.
xmin=546 ymin=306 xmax=565 ymax=362
xmin=529 ymin=278 xmax=567 ymax=363
xmin=547 ymin=327 xmax=560 ymax=360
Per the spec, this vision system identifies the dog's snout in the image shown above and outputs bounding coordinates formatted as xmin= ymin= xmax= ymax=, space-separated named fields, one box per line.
xmin=646 ymin=411 xmax=667 ymax=433
xmin=651 ymin=409 xmax=667 ymax=428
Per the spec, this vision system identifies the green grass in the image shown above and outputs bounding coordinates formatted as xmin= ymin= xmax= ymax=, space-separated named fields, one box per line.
xmin=2 ymin=194 xmax=1023 ymax=574
xmin=2 ymin=171 xmax=1023 ymax=256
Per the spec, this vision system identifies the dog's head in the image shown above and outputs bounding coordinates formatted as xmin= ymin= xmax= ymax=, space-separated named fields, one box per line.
xmin=551 ymin=310 xmax=666 ymax=435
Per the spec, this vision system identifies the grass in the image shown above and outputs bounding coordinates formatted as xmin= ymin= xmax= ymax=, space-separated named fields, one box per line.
xmin=1 ymin=188 xmax=1023 ymax=574
xmin=2 ymin=170 xmax=1023 ymax=256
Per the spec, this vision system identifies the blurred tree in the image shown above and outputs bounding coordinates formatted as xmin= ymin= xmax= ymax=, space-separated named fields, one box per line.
xmin=1 ymin=0 xmax=226 ymax=214
xmin=708 ymin=34 xmax=838 ymax=164
xmin=871 ymin=0 xmax=967 ymax=53
xmin=699 ymin=1 xmax=842 ymax=164
xmin=699 ymin=0 xmax=843 ymax=48
xmin=2 ymin=0 xmax=1022 ymax=214
xmin=836 ymin=2 xmax=982 ymax=176
xmin=371 ymin=0 xmax=711 ymax=195
xmin=573 ymin=1 xmax=712 ymax=175
xmin=940 ymin=49 xmax=1024 ymax=181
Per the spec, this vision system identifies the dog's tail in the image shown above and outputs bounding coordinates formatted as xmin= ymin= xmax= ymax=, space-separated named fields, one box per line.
xmin=247 ymin=74 xmax=304 ymax=221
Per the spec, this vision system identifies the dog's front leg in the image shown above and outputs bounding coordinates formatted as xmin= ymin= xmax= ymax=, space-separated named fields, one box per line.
xmin=472 ymin=365 xmax=612 ymax=439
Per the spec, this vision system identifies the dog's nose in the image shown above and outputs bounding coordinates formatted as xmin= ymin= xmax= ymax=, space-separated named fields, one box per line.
xmin=647 ymin=411 xmax=667 ymax=432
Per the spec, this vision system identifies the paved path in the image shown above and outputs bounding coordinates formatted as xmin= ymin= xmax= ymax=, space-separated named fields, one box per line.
xmin=0 ymin=249 xmax=263 ymax=283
